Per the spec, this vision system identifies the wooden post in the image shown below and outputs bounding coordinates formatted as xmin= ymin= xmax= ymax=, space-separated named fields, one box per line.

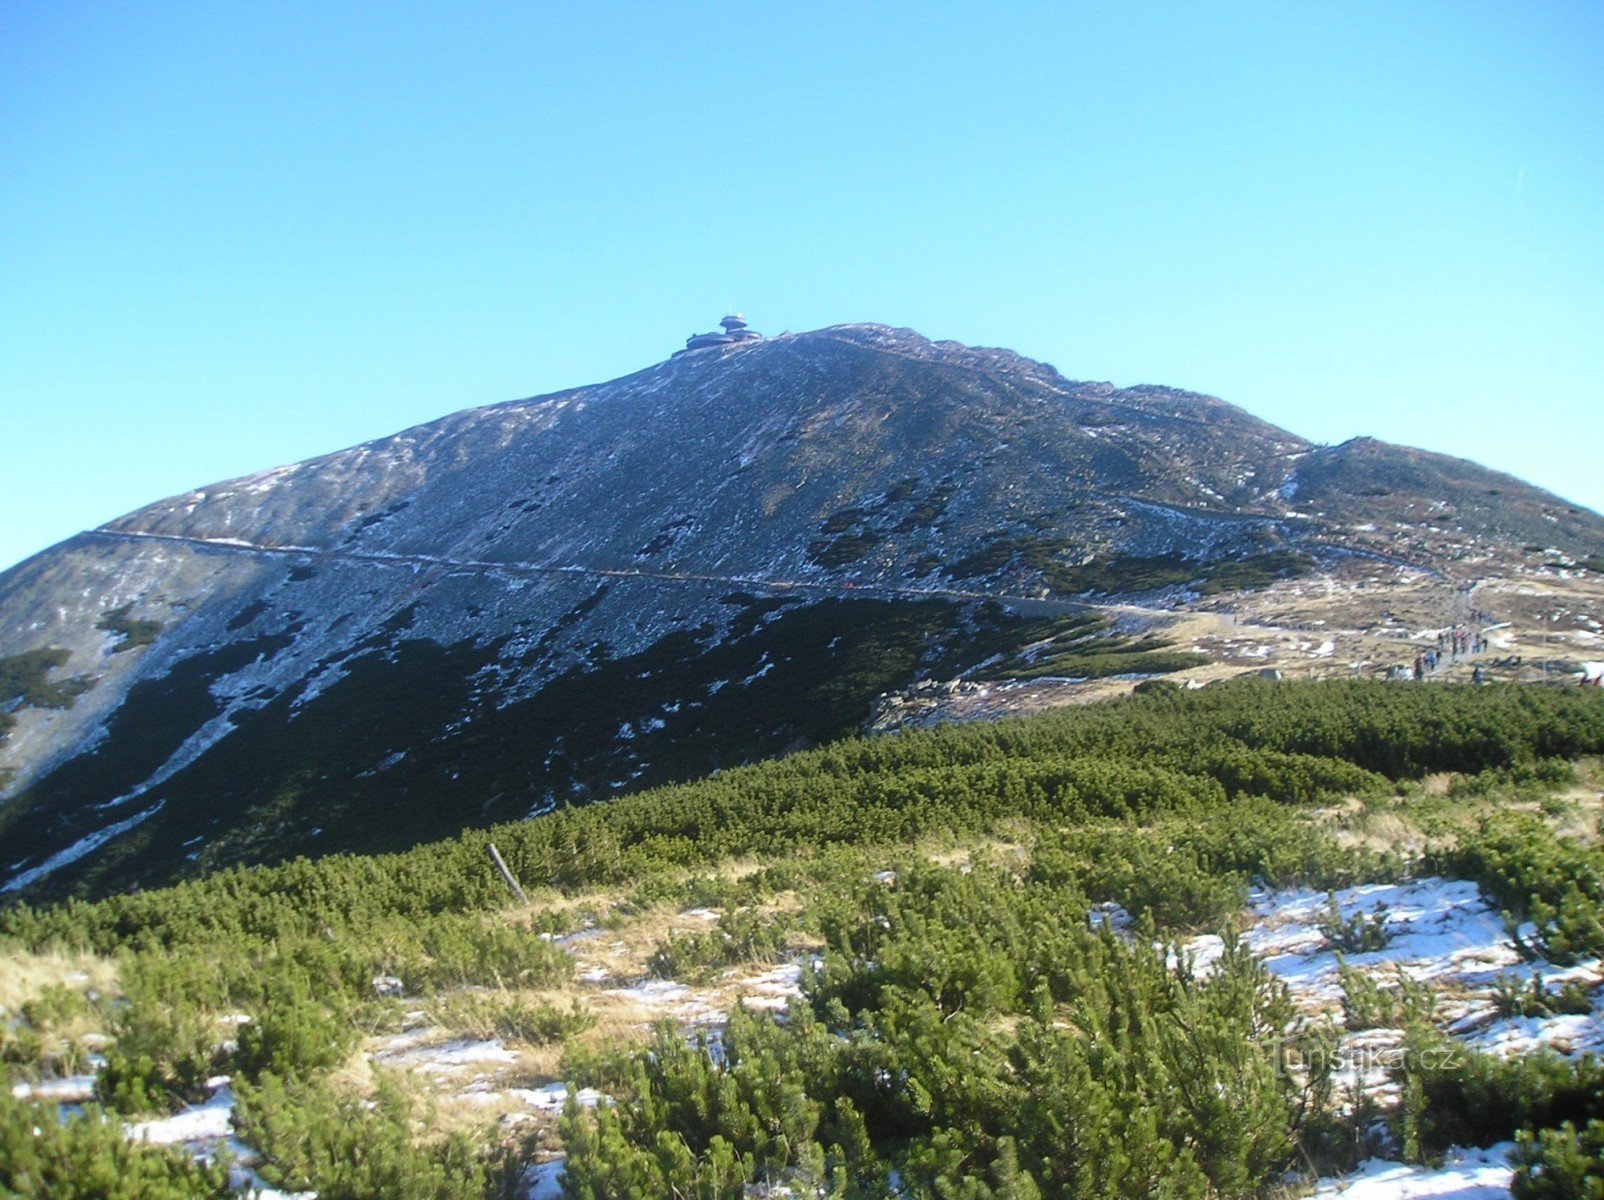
xmin=486 ymin=842 xmax=529 ymax=906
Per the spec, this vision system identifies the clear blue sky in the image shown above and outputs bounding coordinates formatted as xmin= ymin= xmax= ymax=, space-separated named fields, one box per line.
xmin=3 ymin=2 xmax=1601 ymax=572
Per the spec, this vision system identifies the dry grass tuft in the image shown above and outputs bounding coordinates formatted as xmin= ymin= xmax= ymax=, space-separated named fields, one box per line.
xmin=0 ymin=948 xmax=116 ymax=1016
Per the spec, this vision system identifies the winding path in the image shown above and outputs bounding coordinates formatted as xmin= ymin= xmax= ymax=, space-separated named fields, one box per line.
xmin=85 ymin=527 xmax=1164 ymax=620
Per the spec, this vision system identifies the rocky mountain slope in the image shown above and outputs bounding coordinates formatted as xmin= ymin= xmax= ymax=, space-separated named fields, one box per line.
xmin=3 ymin=323 xmax=1601 ymax=899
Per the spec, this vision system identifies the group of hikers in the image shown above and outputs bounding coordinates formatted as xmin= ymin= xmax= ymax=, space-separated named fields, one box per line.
xmin=1438 ymin=627 xmax=1488 ymax=658
xmin=1413 ymin=614 xmax=1491 ymax=683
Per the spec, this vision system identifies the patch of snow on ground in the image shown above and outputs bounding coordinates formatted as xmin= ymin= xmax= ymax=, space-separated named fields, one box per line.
xmin=1327 ymin=1027 xmax=1409 ymax=1105
xmin=1169 ymin=876 xmax=1604 ymax=1128
xmin=22 ymin=1070 xmax=309 ymax=1196
xmin=508 ymin=1083 xmax=609 ymax=1112
xmin=233 ymin=1178 xmax=317 ymax=1200
xmin=736 ymin=963 xmax=804 ymax=1012
xmin=376 ymin=1034 xmax=519 ymax=1071
xmin=1184 ymin=878 xmax=1531 ymax=1011
xmin=594 ymin=959 xmax=807 ymax=1027
xmin=1465 ymin=992 xmax=1604 ymax=1058
xmin=126 ymin=1082 xmax=236 ymax=1147
xmin=552 ymin=926 xmax=606 ymax=946
xmin=522 ymin=1158 xmax=566 ymax=1199
xmin=607 ymin=978 xmax=691 ymax=1005
xmin=10 ymin=1075 xmax=98 ymax=1103
xmin=1307 ymin=1142 xmax=1514 ymax=1199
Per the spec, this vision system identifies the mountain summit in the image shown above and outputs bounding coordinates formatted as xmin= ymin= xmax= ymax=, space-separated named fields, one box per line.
xmin=3 ymin=323 xmax=1600 ymax=899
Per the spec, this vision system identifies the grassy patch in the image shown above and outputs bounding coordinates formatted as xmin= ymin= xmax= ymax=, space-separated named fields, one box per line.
xmin=962 ymin=611 xmax=1207 ymax=681
xmin=0 ymin=648 xmax=93 ymax=711
xmin=96 ymin=604 xmax=163 ymax=652
xmin=807 ymin=530 xmax=883 ymax=567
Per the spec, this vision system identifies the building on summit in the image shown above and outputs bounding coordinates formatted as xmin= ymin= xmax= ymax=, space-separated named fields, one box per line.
xmin=719 ymin=314 xmax=761 ymax=341
xmin=681 ymin=314 xmax=763 ymax=353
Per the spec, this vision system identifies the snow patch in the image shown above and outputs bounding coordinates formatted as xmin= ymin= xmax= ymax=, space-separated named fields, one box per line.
xmin=1183 ymin=879 xmax=1526 ymax=1007
xmin=126 ymin=1081 xmax=236 ymax=1147
xmin=607 ymin=979 xmax=691 ymax=1005
xmin=10 ymin=1075 xmax=98 ymax=1103
xmin=2 ymin=802 xmax=165 ymax=894
xmin=376 ymin=1034 xmax=518 ymax=1071
xmin=1308 ymin=1142 xmax=1514 ymax=1199
xmin=522 ymin=1158 xmax=567 ymax=1199
xmin=508 ymin=1083 xmax=609 ymax=1112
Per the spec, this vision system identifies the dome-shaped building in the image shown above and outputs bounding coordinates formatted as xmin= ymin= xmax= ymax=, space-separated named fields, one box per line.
xmin=719 ymin=314 xmax=761 ymax=341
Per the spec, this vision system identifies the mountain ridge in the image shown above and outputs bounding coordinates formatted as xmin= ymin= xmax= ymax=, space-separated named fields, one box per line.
xmin=3 ymin=322 xmax=1601 ymax=900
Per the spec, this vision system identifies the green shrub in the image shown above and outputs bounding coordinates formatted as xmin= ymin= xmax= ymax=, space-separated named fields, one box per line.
xmin=95 ymin=1001 xmax=220 ymax=1115
xmin=1394 ymin=1033 xmax=1604 ymax=1158
xmin=1448 ymin=758 xmax=1575 ymax=800
xmin=565 ymin=865 xmax=1324 ymax=1199
xmin=427 ymin=992 xmax=592 ymax=1046
xmin=234 ymin=1070 xmax=519 ymax=1200
xmin=1491 ymin=974 xmax=1596 ymax=1021
xmin=1513 ymin=1119 xmax=1604 ymax=1199
xmin=0 ymin=1022 xmax=49 ymax=1071
xmin=1029 ymin=799 xmax=1376 ymax=934
xmin=1337 ymin=959 xmax=1436 ymax=1032
xmin=1317 ymin=895 xmax=1393 ymax=954
xmin=19 ymin=982 xmax=93 ymax=1030
xmin=1440 ymin=815 xmax=1604 ymax=964
xmin=1526 ymin=889 xmax=1604 ymax=966
xmin=1032 ymin=826 xmax=1244 ymax=933
xmin=0 ymin=648 xmax=93 ymax=711
xmin=648 ymin=908 xmax=798 ymax=980
xmin=1132 ymin=678 xmax=1181 ymax=696
xmin=401 ymin=915 xmax=576 ymax=992
xmin=0 ymin=1090 xmax=229 ymax=1198
xmin=234 ymin=996 xmax=355 ymax=1083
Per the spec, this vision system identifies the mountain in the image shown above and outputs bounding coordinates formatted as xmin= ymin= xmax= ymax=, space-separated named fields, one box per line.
xmin=3 ymin=322 xmax=1601 ymax=900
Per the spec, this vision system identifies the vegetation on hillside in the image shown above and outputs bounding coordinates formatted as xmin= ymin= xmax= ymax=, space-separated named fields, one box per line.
xmin=96 ymin=604 xmax=164 ymax=653
xmin=0 ymin=596 xmax=1210 ymax=900
xmin=3 ymin=681 xmax=1604 ymax=1196
xmin=0 ymin=648 xmax=93 ymax=750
